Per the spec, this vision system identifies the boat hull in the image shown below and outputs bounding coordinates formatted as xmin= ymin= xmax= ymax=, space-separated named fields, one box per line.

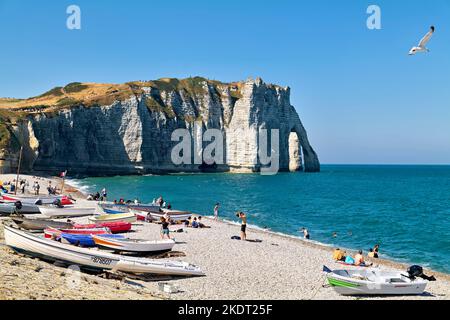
xmin=73 ymin=222 xmax=132 ymax=234
xmin=93 ymin=235 xmax=175 ymax=253
xmin=327 ymin=269 xmax=427 ymax=295
xmin=0 ymin=202 xmax=41 ymax=214
xmin=39 ymin=206 xmax=95 ymax=218
xmin=11 ymin=217 xmax=74 ymax=231
xmin=89 ymin=213 xmax=137 ymax=224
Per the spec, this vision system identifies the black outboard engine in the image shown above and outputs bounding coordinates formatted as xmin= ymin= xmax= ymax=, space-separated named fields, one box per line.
xmin=407 ymin=265 xmax=436 ymax=281
xmin=14 ymin=201 xmax=23 ymax=211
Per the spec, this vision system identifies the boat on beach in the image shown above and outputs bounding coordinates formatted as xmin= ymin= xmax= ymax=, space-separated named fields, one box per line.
xmin=4 ymin=225 xmax=204 ymax=276
xmin=324 ymin=266 xmax=428 ymax=295
xmin=10 ymin=216 xmax=74 ymax=231
xmin=0 ymin=202 xmax=41 ymax=215
xmin=88 ymin=213 xmax=137 ymax=224
xmin=44 ymin=226 xmax=111 ymax=239
xmin=92 ymin=234 xmax=176 ymax=253
xmin=1 ymin=194 xmax=73 ymax=205
xmin=73 ymin=221 xmax=132 ymax=234
xmin=129 ymin=208 xmax=192 ymax=222
xmin=39 ymin=206 xmax=96 ymax=218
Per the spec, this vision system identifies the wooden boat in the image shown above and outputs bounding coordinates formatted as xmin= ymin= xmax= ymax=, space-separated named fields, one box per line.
xmin=4 ymin=225 xmax=204 ymax=276
xmin=44 ymin=227 xmax=111 ymax=239
xmin=73 ymin=221 xmax=132 ymax=234
xmin=88 ymin=213 xmax=137 ymax=224
xmin=39 ymin=206 xmax=95 ymax=218
xmin=93 ymin=234 xmax=175 ymax=253
xmin=0 ymin=202 xmax=41 ymax=215
xmin=1 ymin=194 xmax=73 ymax=205
xmin=324 ymin=266 xmax=428 ymax=295
xmin=10 ymin=216 xmax=74 ymax=231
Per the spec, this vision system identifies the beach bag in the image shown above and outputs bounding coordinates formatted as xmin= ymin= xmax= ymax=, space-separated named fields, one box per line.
xmin=345 ymin=256 xmax=355 ymax=265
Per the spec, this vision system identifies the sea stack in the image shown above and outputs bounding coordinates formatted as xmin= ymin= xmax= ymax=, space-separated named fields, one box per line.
xmin=0 ymin=77 xmax=320 ymax=176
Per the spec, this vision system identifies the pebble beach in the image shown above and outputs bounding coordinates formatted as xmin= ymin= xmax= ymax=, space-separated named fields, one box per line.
xmin=1 ymin=174 xmax=449 ymax=300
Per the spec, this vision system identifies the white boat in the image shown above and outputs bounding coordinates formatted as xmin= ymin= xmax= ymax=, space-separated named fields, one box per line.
xmin=0 ymin=202 xmax=41 ymax=214
xmin=92 ymin=234 xmax=175 ymax=253
xmin=89 ymin=213 xmax=137 ymax=224
xmin=4 ymin=225 xmax=204 ymax=276
xmin=325 ymin=267 xmax=428 ymax=295
xmin=39 ymin=206 xmax=96 ymax=218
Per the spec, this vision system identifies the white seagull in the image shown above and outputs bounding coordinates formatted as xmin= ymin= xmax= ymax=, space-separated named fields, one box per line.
xmin=409 ymin=26 xmax=435 ymax=55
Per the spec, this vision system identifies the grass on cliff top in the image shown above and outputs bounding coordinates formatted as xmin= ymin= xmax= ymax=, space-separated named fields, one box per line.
xmin=0 ymin=77 xmax=276 ymax=114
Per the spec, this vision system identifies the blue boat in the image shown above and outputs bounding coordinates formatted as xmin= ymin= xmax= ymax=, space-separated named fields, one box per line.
xmin=61 ymin=234 xmax=96 ymax=247
xmin=61 ymin=233 xmax=125 ymax=248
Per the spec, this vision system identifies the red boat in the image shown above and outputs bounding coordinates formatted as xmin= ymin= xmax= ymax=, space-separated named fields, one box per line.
xmin=44 ymin=227 xmax=110 ymax=239
xmin=73 ymin=221 xmax=132 ymax=234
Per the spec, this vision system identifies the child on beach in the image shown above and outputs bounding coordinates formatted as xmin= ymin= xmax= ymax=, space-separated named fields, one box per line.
xmin=160 ymin=217 xmax=171 ymax=239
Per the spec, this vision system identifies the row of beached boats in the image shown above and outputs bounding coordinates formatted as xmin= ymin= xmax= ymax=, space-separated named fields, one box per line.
xmin=3 ymin=225 xmax=202 ymax=276
xmin=1 ymin=192 xmax=204 ymax=277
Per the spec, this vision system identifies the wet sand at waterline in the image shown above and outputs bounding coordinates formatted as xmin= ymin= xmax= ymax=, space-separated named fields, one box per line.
xmin=0 ymin=174 xmax=449 ymax=300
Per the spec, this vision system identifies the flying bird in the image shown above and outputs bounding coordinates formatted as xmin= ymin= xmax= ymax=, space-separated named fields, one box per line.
xmin=409 ymin=26 xmax=435 ymax=55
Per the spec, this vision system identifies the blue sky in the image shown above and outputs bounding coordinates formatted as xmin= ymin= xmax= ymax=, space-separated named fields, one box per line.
xmin=1 ymin=0 xmax=449 ymax=164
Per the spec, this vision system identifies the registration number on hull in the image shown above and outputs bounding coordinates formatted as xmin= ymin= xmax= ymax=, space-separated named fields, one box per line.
xmin=91 ymin=256 xmax=114 ymax=265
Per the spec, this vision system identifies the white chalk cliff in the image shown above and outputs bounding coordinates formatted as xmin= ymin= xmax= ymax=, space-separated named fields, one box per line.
xmin=0 ymin=77 xmax=320 ymax=176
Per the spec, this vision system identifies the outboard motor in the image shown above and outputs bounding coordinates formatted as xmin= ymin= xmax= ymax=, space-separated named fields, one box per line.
xmin=14 ymin=201 xmax=23 ymax=211
xmin=407 ymin=265 xmax=436 ymax=281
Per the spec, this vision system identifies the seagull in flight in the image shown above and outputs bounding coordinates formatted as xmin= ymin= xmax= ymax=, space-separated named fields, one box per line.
xmin=409 ymin=26 xmax=435 ymax=55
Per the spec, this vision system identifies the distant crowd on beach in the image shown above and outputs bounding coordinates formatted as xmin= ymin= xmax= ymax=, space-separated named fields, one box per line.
xmin=0 ymin=177 xmax=60 ymax=196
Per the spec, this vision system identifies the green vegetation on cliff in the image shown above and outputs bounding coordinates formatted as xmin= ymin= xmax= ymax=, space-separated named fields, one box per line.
xmin=0 ymin=110 xmax=24 ymax=150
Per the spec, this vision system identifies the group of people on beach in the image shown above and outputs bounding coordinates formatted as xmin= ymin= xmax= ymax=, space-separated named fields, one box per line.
xmin=87 ymin=188 xmax=108 ymax=202
xmin=332 ymin=244 xmax=380 ymax=266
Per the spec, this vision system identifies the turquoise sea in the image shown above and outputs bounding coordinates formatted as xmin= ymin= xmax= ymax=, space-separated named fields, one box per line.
xmin=73 ymin=165 xmax=450 ymax=274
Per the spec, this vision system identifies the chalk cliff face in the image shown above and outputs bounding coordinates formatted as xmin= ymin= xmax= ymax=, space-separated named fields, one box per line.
xmin=0 ymin=77 xmax=320 ymax=176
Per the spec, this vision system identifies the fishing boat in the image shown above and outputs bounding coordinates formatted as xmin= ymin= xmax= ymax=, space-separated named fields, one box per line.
xmin=0 ymin=202 xmax=41 ymax=215
xmin=1 ymin=194 xmax=73 ymax=205
xmin=10 ymin=216 xmax=74 ymax=231
xmin=323 ymin=266 xmax=428 ymax=295
xmin=39 ymin=206 xmax=96 ymax=218
xmin=4 ymin=225 xmax=204 ymax=276
xmin=44 ymin=226 xmax=111 ymax=239
xmin=92 ymin=234 xmax=175 ymax=253
xmin=73 ymin=221 xmax=132 ymax=234
xmin=88 ymin=213 xmax=137 ymax=224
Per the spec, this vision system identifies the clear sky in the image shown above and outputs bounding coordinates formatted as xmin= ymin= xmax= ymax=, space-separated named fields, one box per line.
xmin=1 ymin=0 xmax=449 ymax=164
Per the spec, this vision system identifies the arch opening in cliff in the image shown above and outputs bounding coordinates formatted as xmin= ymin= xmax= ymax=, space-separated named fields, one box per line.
xmin=288 ymin=131 xmax=302 ymax=172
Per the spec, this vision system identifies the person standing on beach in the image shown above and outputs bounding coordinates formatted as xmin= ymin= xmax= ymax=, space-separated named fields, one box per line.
xmin=301 ymin=228 xmax=310 ymax=240
xmin=214 ymin=203 xmax=220 ymax=221
xmin=101 ymin=188 xmax=107 ymax=202
xmin=160 ymin=217 xmax=171 ymax=239
xmin=237 ymin=212 xmax=247 ymax=241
